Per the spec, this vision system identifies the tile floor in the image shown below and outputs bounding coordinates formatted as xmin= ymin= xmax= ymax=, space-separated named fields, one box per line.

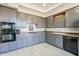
xmin=0 ymin=43 xmax=75 ymax=56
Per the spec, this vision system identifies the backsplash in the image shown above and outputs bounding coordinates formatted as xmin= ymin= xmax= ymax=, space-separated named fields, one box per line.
xmin=45 ymin=28 xmax=79 ymax=33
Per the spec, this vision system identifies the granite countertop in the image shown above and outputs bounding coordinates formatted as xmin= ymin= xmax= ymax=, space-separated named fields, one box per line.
xmin=17 ymin=28 xmax=79 ymax=37
xmin=52 ymin=32 xmax=79 ymax=37
xmin=45 ymin=28 xmax=79 ymax=37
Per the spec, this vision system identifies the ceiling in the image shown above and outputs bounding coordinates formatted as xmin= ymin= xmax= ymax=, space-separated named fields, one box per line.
xmin=20 ymin=3 xmax=62 ymax=13
xmin=0 ymin=3 xmax=79 ymax=17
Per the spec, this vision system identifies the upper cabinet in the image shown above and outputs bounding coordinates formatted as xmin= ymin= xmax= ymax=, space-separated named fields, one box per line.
xmin=53 ymin=13 xmax=65 ymax=28
xmin=16 ymin=12 xmax=33 ymax=28
xmin=0 ymin=5 xmax=16 ymax=22
xmin=65 ymin=6 xmax=79 ymax=27
xmin=17 ymin=12 xmax=45 ymax=28
xmin=45 ymin=16 xmax=53 ymax=28
xmin=32 ymin=15 xmax=45 ymax=28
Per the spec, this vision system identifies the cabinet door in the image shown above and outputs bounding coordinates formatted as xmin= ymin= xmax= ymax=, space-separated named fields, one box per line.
xmin=0 ymin=43 xmax=9 ymax=53
xmin=16 ymin=32 xmax=29 ymax=48
xmin=55 ymin=35 xmax=63 ymax=48
xmin=45 ymin=32 xmax=56 ymax=46
xmin=66 ymin=6 xmax=79 ymax=27
xmin=0 ymin=6 xmax=16 ymax=22
xmin=32 ymin=16 xmax=45 ymax=28
xmin=8 ymin=41 xmax=17 ymax=51
xmin=54 ymin=13 xmax=65 ymax=28
xmin=39 ymin=32 xmax=45 ymax=43
xmin=31 ymin=32 xmax=40 ymax=45
xmin=45 ymin=32 xmax=51 ymax=43
xmin=16 ymin=12 xmax=33 ymax=28
xmin=27 ymin=33 xmax=37 ymax=46
xmin=50 ymin=34 xmax=56 ymax=46
xmin=16 ymin=33 xmax=25 ymax=49
xmin=45 ymin=16 xmax=53 ymax=28
xmin=27 ymin=32 xmax=45 ymax=45
xmin=45 ymin=32 xmax=48 ymax=43
xmin=23 ymin=33 xmax=29 ymax=47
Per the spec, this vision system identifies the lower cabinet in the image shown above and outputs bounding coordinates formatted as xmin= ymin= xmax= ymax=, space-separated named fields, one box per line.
xmin=16 ymin=32 xmax=45 ymax=49
xmin=8 ymin=41 xmax=17 ymax=51
xmin=45 ymin=32 xmax=51 ymax=43
xmin=45 ymin=32 xmax=56 ymax=46
xmin=0 ymin=43 xmax=9 ymax=53
xmin=16 ymin=33 xmax=24 ymax=48
xmin=55 ymin=35 xmax=63 ymax=49
xmin=50 ymin=34 xmax=56 ymax=46
xmin=46 ymin=32 xmax=63 ymax=49
xmin=39 ymin=32 xmax=45 ymax=43
xmin=27 ymin=33 xmax=39 ymax=45
xmin=16 ymin=33 xmax=30 ymax=49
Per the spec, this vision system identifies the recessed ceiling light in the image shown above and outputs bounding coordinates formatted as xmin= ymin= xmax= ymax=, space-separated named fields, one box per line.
xmin=42 ymin=3 xmax=46 ymax=7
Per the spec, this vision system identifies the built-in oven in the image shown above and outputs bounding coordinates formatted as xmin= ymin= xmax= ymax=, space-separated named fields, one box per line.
xmin=2 ymin=33 xmax=16 ymax=42
xmin=0 ymin=22 xmax=20 ymax=43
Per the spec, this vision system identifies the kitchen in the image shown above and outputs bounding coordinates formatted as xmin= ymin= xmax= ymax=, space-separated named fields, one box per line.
xmin=0 ymin=3 xmax=79 ymax=56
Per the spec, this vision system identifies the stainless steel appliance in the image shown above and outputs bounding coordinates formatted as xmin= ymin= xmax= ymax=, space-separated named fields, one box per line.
xmin=0 ymin=22 xmax=19 ymax=42
xmin=63 ymin=36 xmax=78 ymax=55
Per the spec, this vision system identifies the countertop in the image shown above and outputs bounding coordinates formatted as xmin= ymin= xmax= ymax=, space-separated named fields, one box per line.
xmin=52 ymin=32 xmax=79 ymax=37
xmin=18 ymin=28 xmax=79 ymax=37
xmin=19 ymin=28 xmax=79 ymax=33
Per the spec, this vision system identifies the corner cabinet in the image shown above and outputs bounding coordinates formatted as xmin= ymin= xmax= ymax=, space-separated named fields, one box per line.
xmin=54 ymin=13 xmax=65 ymax=28
xmin=52 ymin=13 xmax=65 ymax=48
xmin=45 ymin=16 xmax=53 ymax=28
xmin=65 ymin=6 xmax=79 ymax=27
xmin=45 ymin=16 xmax=54 ymax=44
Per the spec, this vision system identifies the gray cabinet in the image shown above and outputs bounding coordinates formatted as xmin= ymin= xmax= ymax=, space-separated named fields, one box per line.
xmin=16 ymin=12 xmax=45 ymax=48
xmin=54 ymin=13 xmax=65 ymax=28
xmin=27 ymin=32 xmax=45 ymax=45
xmin=16 ymin=32 xmax=45 ymax=49
xmin=50 ymin=34 xmax=56 ymax=46
xmin=45 ymin=16 xmax=55 ymax=45
xmin=32 ymin=16 xmax=45 ymax=28
xmin=45 ymin=32 xmax=56 ymax=45
xmin=0 ymin=5 xmax=16 ymax=22
xmin=46 ymin=32 xmax=63 ymax=48
xmin=8 ymin=41 xmax=17 ymax=51
xmin=45 ymin=32 xmax=51 ymax=43
xmin=52 ymin=13 xmax=65 ymax=48
xmin=16 ymin=33 xmax=25 ymax=48
xmin=45 ymin=16 xmax=53 ymax=28
xmin=39 ymin=32 xmax=45 ymax=43
xmin=17 ymin=31 xmax=34 ymax=48
xmin=66 ymin=6 xmax=79 ymax=27
xmin=16 ymin=12 xmax=33 ymax=28
xmin=45 ymin=14 xmax=64 ymax=48
xmin=27 ymin=33 xmax=38 ymax=45
xmin=0 ymin=43 xmax=9 ymax=53
xmin=55 ymin=35 xmax=63 ymax=48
